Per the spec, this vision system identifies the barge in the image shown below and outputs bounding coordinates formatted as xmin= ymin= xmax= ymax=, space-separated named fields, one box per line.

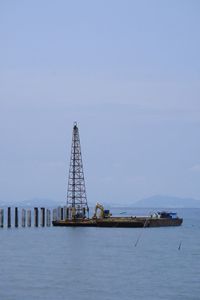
xmin=52 ymin=210 xmax=183 ymax=228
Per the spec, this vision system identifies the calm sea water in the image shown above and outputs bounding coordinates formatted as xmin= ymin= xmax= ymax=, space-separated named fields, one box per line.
xmin=0 ymin=208 xmax=200 ymax=300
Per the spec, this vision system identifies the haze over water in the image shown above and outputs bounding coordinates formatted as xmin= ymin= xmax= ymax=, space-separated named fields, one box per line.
xmin=0 ymin=208 xmax=199 ymax=300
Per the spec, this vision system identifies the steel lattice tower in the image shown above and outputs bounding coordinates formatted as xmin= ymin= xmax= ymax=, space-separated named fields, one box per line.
xmin=67 ymin=122 xmax=88 ymax=219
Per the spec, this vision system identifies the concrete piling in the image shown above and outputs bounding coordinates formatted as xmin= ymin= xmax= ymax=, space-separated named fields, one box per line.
xmin=2 ymin=206 xmax=64 ymax=229
xmin=40 ymin=207 xmax=45 ymax=227
xmin=7 ymin=207 xmax=11 ymax=228
xmin=61 ymin=207 xmax=64 ymax=220
xmin=34 ymin=207 xmax=39 ymax=227
xmin=53 ymin=208 xmax=57 ymax=221
xmin=15 ymin=207 xmax=19 ymax=227
xmin=27 ymin=209 xmax=31 ymax=227
xmin=57 ymin=206 xmax=61 ymax=221
xmin=0 ymin=209 xmax=4 ymax=228
xmin=21 ymin=209 xmax=26 ymax=227
xmin=63 ymin=206 xmax=67 ymax=220
xmin=66 ymin=207 xmax=69 ymax=219
xmin=46 ymin=209 xmax=51 ymax=226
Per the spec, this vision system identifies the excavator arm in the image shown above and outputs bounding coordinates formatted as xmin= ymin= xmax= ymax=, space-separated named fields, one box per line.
xmin=92 ymin=203 xmax=111 ymax=219
xmin=92 ymin=203 xmax=105 ymax=219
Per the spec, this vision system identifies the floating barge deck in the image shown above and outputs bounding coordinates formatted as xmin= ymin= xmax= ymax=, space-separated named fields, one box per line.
xmin=52 ymin=216 xmax=183 ymax=228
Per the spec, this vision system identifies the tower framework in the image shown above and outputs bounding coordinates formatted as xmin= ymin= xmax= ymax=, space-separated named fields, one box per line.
xmin=67 ymin=122 xmax=88 ymax=219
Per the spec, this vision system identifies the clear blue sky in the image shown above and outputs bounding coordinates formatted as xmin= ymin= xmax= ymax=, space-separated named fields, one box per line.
xmin=0 ymin=0 xmax=200 ymax=205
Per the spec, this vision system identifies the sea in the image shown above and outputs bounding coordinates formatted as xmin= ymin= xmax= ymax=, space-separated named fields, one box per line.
xmin=0 ymin=207 xmax=199 ymax=300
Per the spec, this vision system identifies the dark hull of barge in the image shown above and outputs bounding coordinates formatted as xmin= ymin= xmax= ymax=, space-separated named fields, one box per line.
xmin=52 ymin=217 xmax=183 ymax=228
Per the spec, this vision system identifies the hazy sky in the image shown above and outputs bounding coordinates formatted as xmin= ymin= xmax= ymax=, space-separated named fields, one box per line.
xmin=0 ymin=0 xmax=200 ymax=205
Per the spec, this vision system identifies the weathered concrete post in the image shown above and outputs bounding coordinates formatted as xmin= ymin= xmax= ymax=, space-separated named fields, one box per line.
xmin=66 ymin=207 xmax=69 ymax=219
xmin=63 ymin=206 xmax=67 ymax=220
xmin=15 ymin=207 xmax=19 ymax=227
xmin=61 ymin=207 xmax=64 ymax=220
xmin=34 ymin=207 xmax=39 ymax=227
xmin=21 ymin=209 xmax=26 ymax=227
xmin=57 ymin=206 xmax=61 ymax=221
xmin=27 ymin=209 xmax=31 ymax=227
xmin=7 ymin=207 xmax=11 ymax=228
xmin=0 ymin=209 xmax=4 ymax=228
xmin=53 ymin=208 xmax=57 ymax=221
xmin=46 ymin=209 xmax=51 ymax=226
xmin=40 ymin=207 xmax=45 ymax=227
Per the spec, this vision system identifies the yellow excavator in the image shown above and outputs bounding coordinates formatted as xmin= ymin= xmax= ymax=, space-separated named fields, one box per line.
xmin=92 ymin=202 xmax=111 ymax=219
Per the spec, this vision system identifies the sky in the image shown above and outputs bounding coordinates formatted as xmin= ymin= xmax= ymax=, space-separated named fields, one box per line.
xmin=0 ymin=0 xmax=200 ymax=205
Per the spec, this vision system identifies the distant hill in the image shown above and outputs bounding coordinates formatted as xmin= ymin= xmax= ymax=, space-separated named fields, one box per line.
xmin=133 ymin=195 xmax=200 ymax=208
xmin=1 ymin=195 xmax=200 ymax=209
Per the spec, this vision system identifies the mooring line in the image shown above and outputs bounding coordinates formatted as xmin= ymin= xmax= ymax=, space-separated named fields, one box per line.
xmin=134 ymin=218 xmax=149 ymax=247
xmin=178 ymin=241 xmax=182 ymax=250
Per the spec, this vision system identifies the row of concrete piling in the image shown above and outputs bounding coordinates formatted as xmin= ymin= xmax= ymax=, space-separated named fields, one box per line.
xmin=0 ymin=207 xmax=66 ymax=228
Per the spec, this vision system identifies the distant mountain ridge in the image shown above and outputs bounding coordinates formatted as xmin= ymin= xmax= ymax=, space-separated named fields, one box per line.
xmin=134 ymin=195 xmax=200 ymax=208
xmin=1 ymin=195 xmax=200 ymax=208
